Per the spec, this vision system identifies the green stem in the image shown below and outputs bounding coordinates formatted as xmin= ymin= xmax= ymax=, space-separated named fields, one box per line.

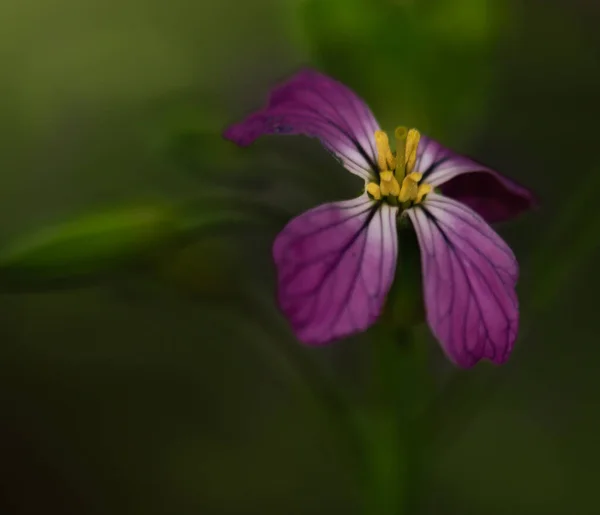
xmin=362 ymin=325 xmax=428 ymax=515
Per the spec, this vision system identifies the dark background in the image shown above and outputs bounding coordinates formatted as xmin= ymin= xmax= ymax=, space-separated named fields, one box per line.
xmin=0 ymin=0 xmax=598 ymax=513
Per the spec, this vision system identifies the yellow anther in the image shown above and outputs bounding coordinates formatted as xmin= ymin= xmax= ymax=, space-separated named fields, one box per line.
xmin=381 ymin=178 xmax=400 ymax=196
xmin=380 ymin=171 xmax=394 ymax=182
xmin=405 ymin=129 xmax=421 ymax=174
xmin=380 ymin=172 xmax=400 ymax=196
xmin=366 ymin=182 xmax=382 ymax=200
xmin=415 ymin=183 xmax=432 ymax=204
xmin=399 ymin=172 xmax=431 ymax=204
xmin=399 ymin=175 xmax=420 ymax=202
xmin=374 ymin=130 xmax=396 ymax=171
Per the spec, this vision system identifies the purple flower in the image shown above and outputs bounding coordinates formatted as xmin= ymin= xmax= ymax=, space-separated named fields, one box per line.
xmin=224 ymin=70 xmax=535 ymax=368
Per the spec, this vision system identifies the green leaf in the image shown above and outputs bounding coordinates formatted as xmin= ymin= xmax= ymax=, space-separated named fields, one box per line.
xmin=0 ymin=191 xmax=293 ymax=292
xmin=0 ymin=204 xmax=179 ymax=289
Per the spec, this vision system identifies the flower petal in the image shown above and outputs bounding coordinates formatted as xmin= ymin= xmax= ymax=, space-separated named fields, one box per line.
xmin=274 ymin=193 xmax=398 ymax=344
xmin=224 ymin=69 xmax=380 ymax=181
xmin=415 ymin=136 xmax=536 ymax=223
xmin=407 ymin=193 xmax=519 ymax=367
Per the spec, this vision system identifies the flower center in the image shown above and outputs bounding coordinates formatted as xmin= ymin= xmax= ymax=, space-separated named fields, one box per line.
xmin=365 ymin=127 xmax=432 ymax=207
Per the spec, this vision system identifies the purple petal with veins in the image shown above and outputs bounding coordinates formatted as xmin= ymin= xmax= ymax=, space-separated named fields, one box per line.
xmin=415 ymin=136 xmax=536 ymax=223
xmin=223 ymin=69 xmax=380 ymax=181
xmin=274 ymin=193 xmax=398 ymax=344
xmin=408 ymin=193 xmax=519 ymax=367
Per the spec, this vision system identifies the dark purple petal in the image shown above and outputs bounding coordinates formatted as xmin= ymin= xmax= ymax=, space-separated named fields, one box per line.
xmin=224 ymin=69 xmax=380 ymax=181
xmin=407 ymin=193 xmax=519 ymax=368
xmin=274 ymin=194 xmax=398 ymax=344
xmin=415 ymin=136 xmax=536 ymax=223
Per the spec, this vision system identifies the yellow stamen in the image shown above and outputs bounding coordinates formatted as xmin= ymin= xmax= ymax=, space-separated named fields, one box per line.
xmin=399 ymin=175 xmax=419 ymax=203
xmin=415 ymin=183 xmax=432 ymax=204
xmin=394 ymin=126 xmax=408 ymax=180
xmin=366 ymin=182 xmax=382 ymax=200
xmin=405 ymin=129 xmax=421 ymax=174
xmin=370 ymin=127 xmax=427 ymax=203
xmin=374 ymin=130 xmax=396 ymax=171
xmin=379 ymin=170 xmax=400 ymax=197
xmin=379 ymin=171 xmax=394 ymax=182
xmin=380 ymin=177 xmax=400 ymax=196
xmin=399 ymin=172 xmax=430 ymax=203
xmin=407 ymin=171 xmax=422 ymax=182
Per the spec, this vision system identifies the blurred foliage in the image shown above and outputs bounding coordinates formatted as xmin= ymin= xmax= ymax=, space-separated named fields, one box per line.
xmin=159 ymin=236 xmax=242 ymax=300
xmin=300 ymin=0 xmax=508 ymax=141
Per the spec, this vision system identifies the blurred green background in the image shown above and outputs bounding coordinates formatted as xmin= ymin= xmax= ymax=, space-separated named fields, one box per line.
xmin=0 ymin=0 xmax=598 ymax=513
